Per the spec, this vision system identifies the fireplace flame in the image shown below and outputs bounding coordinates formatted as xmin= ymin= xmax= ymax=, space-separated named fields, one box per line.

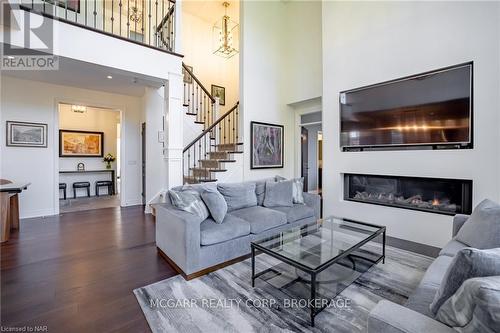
xmin=432 ymin=199 xmax=440 ymax=206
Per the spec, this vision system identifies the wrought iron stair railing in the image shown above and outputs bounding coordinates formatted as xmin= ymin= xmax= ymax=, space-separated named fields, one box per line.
xmin=183 ymin=102 xmax=241 ymax=184
xmin=19 ymin=0 xmax=177 ymax=53
xmin=182 ymin=63 xmax=217 ymax=130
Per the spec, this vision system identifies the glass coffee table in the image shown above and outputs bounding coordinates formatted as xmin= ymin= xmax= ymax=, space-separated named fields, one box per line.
xmin=251 ymin=216 xmax=386 ymax=326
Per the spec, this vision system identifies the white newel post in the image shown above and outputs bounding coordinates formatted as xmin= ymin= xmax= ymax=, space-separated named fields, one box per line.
xmin=214 ymin=98 xmax=221 ymax=120
xmin=164 ymin=71 xmax=184 ymax=189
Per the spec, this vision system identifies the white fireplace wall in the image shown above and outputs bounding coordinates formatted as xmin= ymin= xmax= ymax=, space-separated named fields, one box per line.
xmin=322 ymin=2 xmax=500 ymax=247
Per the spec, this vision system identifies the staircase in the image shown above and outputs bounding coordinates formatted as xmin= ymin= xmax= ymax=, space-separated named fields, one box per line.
xmin=182 ymin=63 xmax=242 ymax=184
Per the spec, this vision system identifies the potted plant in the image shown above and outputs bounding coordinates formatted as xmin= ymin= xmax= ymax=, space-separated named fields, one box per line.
xmin=103 ymin=153 xmax=116 ymax=169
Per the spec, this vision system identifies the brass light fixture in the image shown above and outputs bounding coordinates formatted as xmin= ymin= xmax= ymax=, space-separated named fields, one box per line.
xmin=72 ymin=105 xmax=87 ymax=113
xmin=212 ymin=2 xmax=239 ymax=58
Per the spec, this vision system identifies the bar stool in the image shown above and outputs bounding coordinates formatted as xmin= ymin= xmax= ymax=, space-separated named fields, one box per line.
xmin=96 ymin=181 xmax=113 ymax=196
xmin=73 ymin=182 xmax=90 ymax=198
xmin=59 ymin=183 xmax=67 ymax=200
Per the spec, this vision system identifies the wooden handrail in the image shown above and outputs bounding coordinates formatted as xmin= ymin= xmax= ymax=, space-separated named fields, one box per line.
xmin=182 ymin=63 xmax=215 ymax=103
xmin=183 ymin=102 xmax=239 ymax=152
xmin=156 ymin=5 xmax=175 ymax=33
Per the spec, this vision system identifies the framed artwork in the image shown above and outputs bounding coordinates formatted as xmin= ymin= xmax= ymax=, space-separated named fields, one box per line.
xmin=6 ymin=121 xmax=48 ymax=148
xmin=251 ymin=121 xmax=284 ymax=169
xmin=211 ymin=84 xmax=225 ymax=106
xmin=59 ymin=130 xmax=104 ymax=157
xmin=183 ymin=65 xmax=193 ymax=84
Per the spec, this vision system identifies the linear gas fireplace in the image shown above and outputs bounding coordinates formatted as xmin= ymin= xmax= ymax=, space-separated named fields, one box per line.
xmin=344 ymin=174 xmax=472 ymax=215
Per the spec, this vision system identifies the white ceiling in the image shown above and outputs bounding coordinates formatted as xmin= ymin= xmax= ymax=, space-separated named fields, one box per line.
xmin=1 ymin=56 xmax=164 ymax=97
xmin=183 ymin=0 xmax=240 ymax=24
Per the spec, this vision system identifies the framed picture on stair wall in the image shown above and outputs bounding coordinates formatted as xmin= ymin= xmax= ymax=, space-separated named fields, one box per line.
xmin=251 ymin=121 xmax=284 ymax=169
xmin=211 ymin=85 xmax=225 ymax=106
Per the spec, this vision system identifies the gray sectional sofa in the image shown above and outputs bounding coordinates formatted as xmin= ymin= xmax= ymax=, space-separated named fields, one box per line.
xmin=155 ymin=179 xmax=321 ymax=279
xmin=368 ymin=213 xmax=497 ymax=333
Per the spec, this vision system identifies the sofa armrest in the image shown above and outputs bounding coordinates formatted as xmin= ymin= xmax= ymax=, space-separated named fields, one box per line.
xmin=368 ymin=300 xmax=456 ymax=333
xmin=452 ymin=214 xmax=469 ymax=237
xmin=154 ymin=203 xmax=203 ymax=275
xmin=303 ymin=192 xmax=321 ymax=220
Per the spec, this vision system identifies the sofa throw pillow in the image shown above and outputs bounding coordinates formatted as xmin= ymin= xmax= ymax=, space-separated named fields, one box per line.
xmin=168 ymin=189 xmax=210 ymax=220
xmin=217 ymin=182 xmax=257 ymax=211
xmin=455 ymin=199 xmax=500 ymax=249
xmin=171 ymin=183 xmax=217 ymax=194
xmin=255 ymin=177 xmax=276 ymax=206
xmin=263 ymin=180 xmax=293 ymax=207
xmin=201 ymin=188 xmax=227 ymax=224
xmin=430 ymin=248 xmax=500 ymax=315
xmin=436 ymin=276 xmax=500 ymax=332
xmin=275 ymin=175 xmax=305 ymax=204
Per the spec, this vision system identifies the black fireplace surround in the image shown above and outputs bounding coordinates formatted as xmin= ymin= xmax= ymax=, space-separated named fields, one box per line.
xmin=344 ymin=174 xmax=472 ymax=215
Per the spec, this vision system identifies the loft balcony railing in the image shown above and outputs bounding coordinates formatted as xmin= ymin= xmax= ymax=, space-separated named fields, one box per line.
xmin=19 ymin=0 xmax=178 ymax=54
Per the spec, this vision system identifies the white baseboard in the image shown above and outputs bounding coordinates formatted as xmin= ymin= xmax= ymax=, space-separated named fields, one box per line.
xmin=20 ymin=208 xmax=58 ymax=219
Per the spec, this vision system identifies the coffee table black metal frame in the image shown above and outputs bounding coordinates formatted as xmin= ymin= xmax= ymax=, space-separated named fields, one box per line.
xmin=250 ymin=217 xmax=386 ymax=327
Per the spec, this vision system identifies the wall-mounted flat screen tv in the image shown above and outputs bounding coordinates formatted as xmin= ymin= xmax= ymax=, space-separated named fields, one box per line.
xmin=340 ymin=63 xmax=472 ymax=151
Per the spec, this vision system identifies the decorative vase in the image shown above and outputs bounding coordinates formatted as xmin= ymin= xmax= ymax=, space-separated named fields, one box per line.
xmin=106 ymin=162 xmax=111 ymax=169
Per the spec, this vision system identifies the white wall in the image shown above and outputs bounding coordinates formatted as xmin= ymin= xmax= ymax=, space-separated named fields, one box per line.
xmin=0 ymin=76 xmax=144 ymax=218
xmin=322 ymin=2 xmax=500 ymax=247
xmin=240 ymin=1 xmax=323 ymax=182
xmin=241 ymin=0 xmax=292 ymax=181
xmin=284 ymin=1 xmax=322 ymax=104
xmin=182 ymin=10 xmax=239 ymax=111
xmin=143 ymin=86 xmax=168 ymax=209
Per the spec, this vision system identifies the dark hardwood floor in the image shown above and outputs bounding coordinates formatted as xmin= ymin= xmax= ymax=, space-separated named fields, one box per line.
xmin=1 ymin=206 xmax=177 ymax=332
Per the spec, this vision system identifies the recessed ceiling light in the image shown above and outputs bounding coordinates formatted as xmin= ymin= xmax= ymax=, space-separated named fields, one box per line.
xmin=107 ymin=75 xmax=113 ymax=79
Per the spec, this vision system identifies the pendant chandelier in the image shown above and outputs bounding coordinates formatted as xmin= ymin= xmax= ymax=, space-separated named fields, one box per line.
xmin=212 ymin=2 xmax=239 ymax=59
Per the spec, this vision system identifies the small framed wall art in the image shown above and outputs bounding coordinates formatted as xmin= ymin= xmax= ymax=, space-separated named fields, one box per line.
xmin=6 ymin=121 xmax=48 ymax=148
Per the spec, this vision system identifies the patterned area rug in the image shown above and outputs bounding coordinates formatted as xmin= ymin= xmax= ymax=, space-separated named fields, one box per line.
xmin=134 ymin=246 xmax=432 ymax=332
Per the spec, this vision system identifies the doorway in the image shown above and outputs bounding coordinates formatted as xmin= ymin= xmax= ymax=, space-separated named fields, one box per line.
xmin=141 ymin=122 xmax=146 ymax=205
xmin=58 ymin=103 xmax=122 ymax=213
xmin=299 ymin=112 xmax=322 ymax=195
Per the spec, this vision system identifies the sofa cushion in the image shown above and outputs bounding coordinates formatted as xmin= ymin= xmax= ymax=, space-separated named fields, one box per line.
xmin=255 ymin=177 xmax=275 ymax=206
xmin=405 ymin=283 xmax=440 ymax=318
xmin=200 ymin=188 xmax=227 ymax=224
xmin=271 ymin=204 xmax=315 ymax=223
xmin=404 ymin=255 xmax=453 ymax=317
xmin=276 ymin=175 xmax=305 ymax=204
xmin=200 ymin=215 xmax=250 ymax=246
xmin=430 ymin=248 xmax=500 ymax=315
xmin=230 ymin=206 xmax=287 ymax=234
xmin=263 ymin=180 xmax=293 ymax=207
xmin=455 ymin=199 xmax=500 ymax=249
xmin=421 ymin=255 xmax=455 ymax=287
xmin=217 ymin=182 xmax=257 ymax=212
xmin=439 ymin=239 xmax=468 ymax=257
xmin=436 ymin=276 xmax=500 ymax=331
xmin=168 ymin=189 xmax=210 ymax=220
